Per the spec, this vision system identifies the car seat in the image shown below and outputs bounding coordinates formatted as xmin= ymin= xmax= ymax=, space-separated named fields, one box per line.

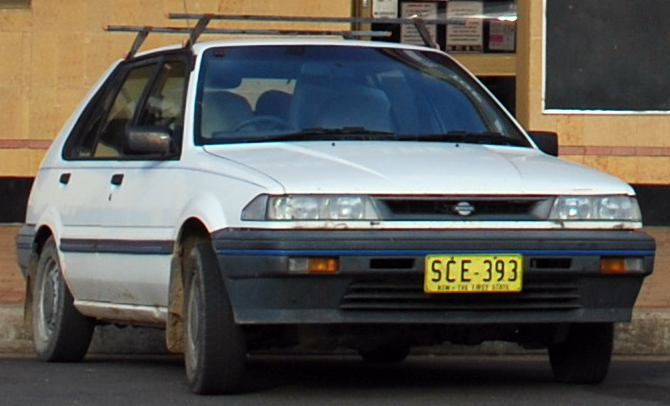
xmin=200 ymin=90 xmax=253 ymax=138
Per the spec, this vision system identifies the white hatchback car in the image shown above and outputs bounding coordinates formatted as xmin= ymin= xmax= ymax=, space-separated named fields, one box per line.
xmin=16 ymin=21 xmax=654 ymax=394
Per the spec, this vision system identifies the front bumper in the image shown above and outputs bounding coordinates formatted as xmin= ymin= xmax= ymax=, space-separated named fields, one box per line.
xmin=212 ymin=228 xmax=655 ymax=326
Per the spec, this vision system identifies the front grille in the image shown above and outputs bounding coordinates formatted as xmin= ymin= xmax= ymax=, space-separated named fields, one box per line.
xmin=340 ymin=276 xmax=581 ymax=312
xmin=376 ymin=196 xmax=553 ymax=220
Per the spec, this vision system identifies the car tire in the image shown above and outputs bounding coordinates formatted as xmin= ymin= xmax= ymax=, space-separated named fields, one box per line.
xmin=548 ymin=322 xmax=614 ymax=384
xmin=32 ymin=236 xmax=94 ymax=362
xmin=359 ymin=343 xmax=411 ymax=364
xmin=183 ymin=240 xmax=246 ymax=395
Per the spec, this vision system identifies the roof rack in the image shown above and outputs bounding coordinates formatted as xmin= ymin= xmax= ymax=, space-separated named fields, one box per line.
xmin=105 ymin=13 xmax=463 ymax=59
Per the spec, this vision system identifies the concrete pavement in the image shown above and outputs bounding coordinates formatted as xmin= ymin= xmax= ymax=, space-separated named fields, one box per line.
xmin=1 ymin=225 xmax=669 ymax=355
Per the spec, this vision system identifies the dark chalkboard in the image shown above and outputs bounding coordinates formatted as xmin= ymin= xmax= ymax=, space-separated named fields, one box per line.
xmin=545 ymin=0 xmax=670 ymax=111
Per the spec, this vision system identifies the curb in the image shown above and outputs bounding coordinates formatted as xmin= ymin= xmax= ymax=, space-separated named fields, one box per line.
xmin=0 ymin=305 xmax=32 ymax=354
xmin=614 ymin=309 xmax=670 ymax=355
xmin=1 ymin=304 xmax=669 ymax=356
xmin=0 ymin=304 xmax=167 ymax=355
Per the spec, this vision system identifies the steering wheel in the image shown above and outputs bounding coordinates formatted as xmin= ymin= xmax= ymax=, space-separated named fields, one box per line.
xmin=232 ymin=115 xmax=293 ymax=132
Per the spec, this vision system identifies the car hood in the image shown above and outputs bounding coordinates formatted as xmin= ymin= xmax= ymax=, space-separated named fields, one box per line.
xmin=203 ymin=142 xmax=634 ymax=196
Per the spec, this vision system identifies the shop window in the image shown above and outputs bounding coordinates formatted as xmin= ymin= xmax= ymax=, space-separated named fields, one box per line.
xmin=368 ymin=1 xmax=518 ymax=115
xmin=371 ymin=0 xmax=516 ymax=54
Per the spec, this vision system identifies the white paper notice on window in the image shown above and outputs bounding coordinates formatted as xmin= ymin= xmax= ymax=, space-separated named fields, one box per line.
xmin=489 ymin=20 xmax=516 ymax=52
xmin=373 ymin=0 xmax=398 ymax=19
xmin=400 ymin=2 xmax=437 ymax=46
xmin=446 ymin=1 xmax=484 ymax=52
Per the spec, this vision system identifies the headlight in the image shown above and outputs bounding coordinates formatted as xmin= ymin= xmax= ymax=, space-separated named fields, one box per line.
xmin=549 ymin=195 xmax=641 ymax=221
xmin=242 ymin=194 xmax=381 ymax=221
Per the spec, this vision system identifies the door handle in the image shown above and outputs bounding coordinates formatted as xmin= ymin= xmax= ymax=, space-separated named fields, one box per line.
xmin=110 ymin=173 xmax=124 ymax=186
xmin=59 ymin=173 xmax=71 ymax=185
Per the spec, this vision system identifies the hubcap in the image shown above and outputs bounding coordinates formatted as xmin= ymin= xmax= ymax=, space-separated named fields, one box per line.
xmin=37 ymin=257 xmax=60 ymax=341
xmin=185 ymin=273 xmax=201 ymax=371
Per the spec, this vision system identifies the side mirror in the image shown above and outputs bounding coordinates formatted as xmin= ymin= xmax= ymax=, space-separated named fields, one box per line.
xmin=527 ymin=131 xmax=559 ymax=157
xmin=124 ymin=126 xmax=173 ymax=156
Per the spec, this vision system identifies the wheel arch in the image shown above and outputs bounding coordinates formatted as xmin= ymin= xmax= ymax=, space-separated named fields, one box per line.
xmin=166 ymin=190 xmax=238 ymax=353
xmin=166 ymin=217 xmax=211 ymax=353
xmin=23 ymin=225 xmax=56 ymax=331
xmin=33 ymin=225 xmax=55 ymax=255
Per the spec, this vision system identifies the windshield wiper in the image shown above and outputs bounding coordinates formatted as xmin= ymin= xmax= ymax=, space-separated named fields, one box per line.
xmin=399 ymin=131 xmax=529 ymax=147
xmin=275 ymin=127 xmax=397 ymax=141
xmin=210 ymin=128 xmax=528 ymax=147
xmin=215 ymin=127 xmax=397 ymax=144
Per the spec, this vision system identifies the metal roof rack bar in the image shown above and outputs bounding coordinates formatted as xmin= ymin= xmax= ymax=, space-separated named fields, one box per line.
xmin=105 ymin=25 xmax=186 ymax=34
xmin=167 ymin=13 xmax=463 ymax=27
xmin=106 ymin=13 xmax=460 ymax=58
xmin=167 ymin=13 xmax=461 ymax=49
xmin=127 ymin=26 xmax=152 ymax=59
xmin=104 ymin=25 xmax=391 ymax=38
xmin=186 ymin=14 xmax=213 ymax=48
xmin=411 ymin=17 xmax=438 ymax=49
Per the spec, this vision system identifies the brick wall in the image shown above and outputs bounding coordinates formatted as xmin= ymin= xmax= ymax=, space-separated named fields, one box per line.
xmin=637 ymin=228 xmax=670 ymax=309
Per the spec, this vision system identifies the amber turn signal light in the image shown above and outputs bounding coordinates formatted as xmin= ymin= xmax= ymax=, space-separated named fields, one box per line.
xmin=600 ymin=258 xmax=627 ymax=273
xmin=288 ymin=257 xmax=339 ymax=273
xmin=308 ymin=258 xmax=339 ymax=273
xmin=600 ymin=257 xmax=644 ymax=274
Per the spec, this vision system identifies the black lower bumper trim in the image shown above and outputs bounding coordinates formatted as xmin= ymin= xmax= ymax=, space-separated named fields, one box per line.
xmin=211 ymin=228 xmax=654 ymax=325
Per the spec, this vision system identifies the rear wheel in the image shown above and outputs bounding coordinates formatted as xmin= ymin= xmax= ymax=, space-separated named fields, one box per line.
xmin=183 ymin=240 xmax=246 ymax=394
xmin=32 ymin=236 xmax=94 ymax=362
xmin=548 ymin=323 xmax=614 ymax=384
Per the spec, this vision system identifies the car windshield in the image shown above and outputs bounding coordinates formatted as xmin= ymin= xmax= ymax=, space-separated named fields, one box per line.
xmin=195 ymin=44 xmax=529 ymax=147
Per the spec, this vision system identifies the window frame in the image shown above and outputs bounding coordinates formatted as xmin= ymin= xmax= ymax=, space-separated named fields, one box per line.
xmin=62 ymin=50 xmax=192 ymax=161
xmin=193 ymin=44 xmax=529 ymax=147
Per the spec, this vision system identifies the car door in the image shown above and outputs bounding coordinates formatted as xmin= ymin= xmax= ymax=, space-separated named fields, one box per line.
xmin=93 ymin=56 xmax=190 ymax=308
xmin=54 ymin=61 xmax=155 ymax=303
xmin=59 ymin=57 xmax=168 ymax=305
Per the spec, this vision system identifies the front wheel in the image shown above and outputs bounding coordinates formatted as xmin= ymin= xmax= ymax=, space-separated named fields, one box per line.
xmin=548 ymin=323 xmax=614 ymax=384
xmin=32 ymin=236 xmax=94 ymax=362
xmin=183 ymin=241 xmax=246 ymax=395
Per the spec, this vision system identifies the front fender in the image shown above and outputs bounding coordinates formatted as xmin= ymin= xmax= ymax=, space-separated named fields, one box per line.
xmin=175 ymin=192 xmax=230 ymax=238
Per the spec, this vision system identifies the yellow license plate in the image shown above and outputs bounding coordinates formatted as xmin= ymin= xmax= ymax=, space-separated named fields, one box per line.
xmin=424 ymin=254 xmax=523 ymax=293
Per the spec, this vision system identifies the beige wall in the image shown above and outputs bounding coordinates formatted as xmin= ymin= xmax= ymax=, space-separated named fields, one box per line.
xmin=0 ymin=0 xmax=351 ymax=177
xmin=516 ymin=0 xmax=668 ymax=185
